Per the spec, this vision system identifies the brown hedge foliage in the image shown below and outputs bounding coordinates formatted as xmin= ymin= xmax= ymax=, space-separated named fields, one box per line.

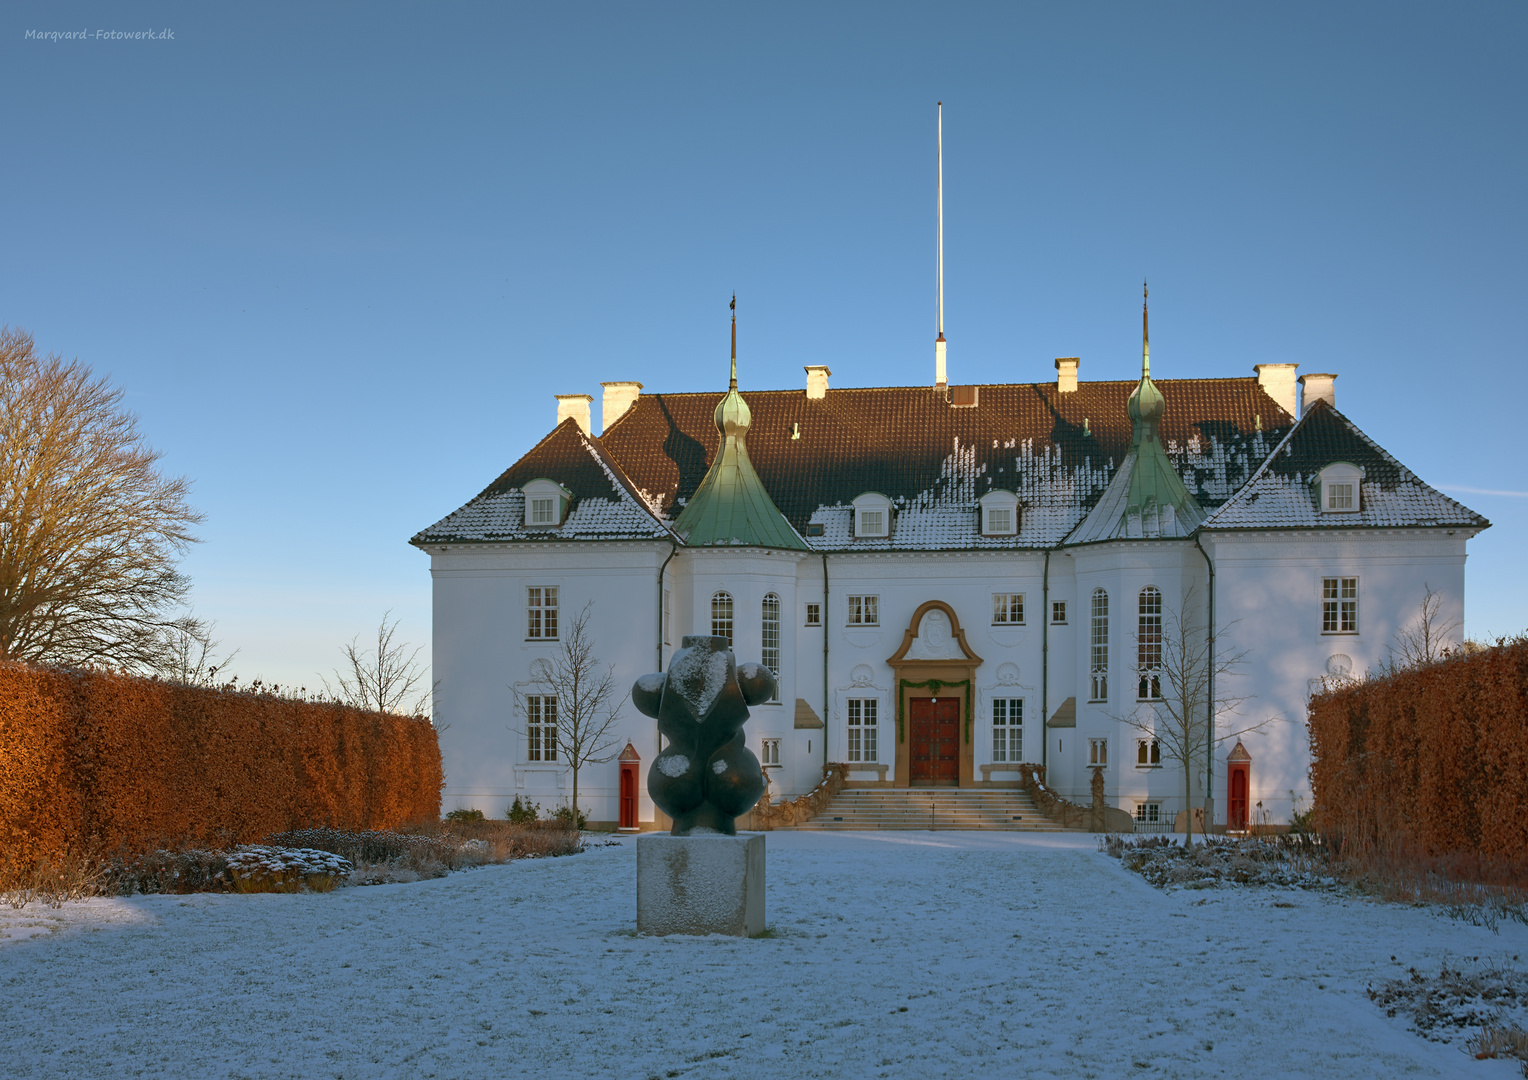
xmin=0 ymin=662 xmax=442 ymax=863
xmin=1308 ymin=640 xmax=1528 ymax=862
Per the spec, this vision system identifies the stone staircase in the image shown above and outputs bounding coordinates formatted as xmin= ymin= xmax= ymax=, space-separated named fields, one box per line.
xmin=793 ymin=787 xmax=1086 ymax=832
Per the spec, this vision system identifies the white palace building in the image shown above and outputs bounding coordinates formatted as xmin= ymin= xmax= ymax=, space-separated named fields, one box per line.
xmin=412 ymin=289 xmax=1487 ymax=831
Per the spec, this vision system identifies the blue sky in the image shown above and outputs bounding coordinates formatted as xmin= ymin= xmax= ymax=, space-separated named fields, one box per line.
xmin=3 ymin=2 xmax=1524 ymax=688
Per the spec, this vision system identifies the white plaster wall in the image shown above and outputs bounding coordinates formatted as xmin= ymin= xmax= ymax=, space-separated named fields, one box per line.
xmin=1203 ymin=528 xmax=1469 ymax=825
xmin=430 ymin=542 xmax=668 ymax=822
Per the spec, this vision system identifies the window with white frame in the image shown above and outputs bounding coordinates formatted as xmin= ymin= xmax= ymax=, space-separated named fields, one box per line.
xmin=1052 ymin=601 xmax=1067 ymax=624
xmin=527 ymin=586 xmax=559 ymax=640
xmin=1134 ymin=801 xmax=1161 ymax=824
xmin=979 ymin=490 xmax=1019 ymax=536
xmin=529 ymin=497 xmax=555 ymax=524
xmin=1322 ymin=577 xmax=1358 ymax=634
xmin=663 ymin=590 xmax=671 ymax=645
xmin=762 ymin=593 xmax=781 ymax=701
xmin=1137 ymin=586 xmax=1162 ymax=700
xmin=526 ymin=695 xmax=557 ymax=762
xmin=1090 ymin=588 xmax=1109 ymax=702
xmin=1088 ymin=737 xmax=1108 ymax=767
xmin=1317 ymin=462 xmax=1363 ymax=515
xmin=852 ymin=492 xmax=892 ymax=538
xmin=992 ymin=593 xmax=1024 ymax=625
xmin=711 ymin=591 xmax=734 ymax=644
xmin=992 ymin=698 xmax=1022 ymax=762
xmin=846 ymin=595 xmax=879 ymax=626
xmin=1136 ymin=737 xmax=1161 ymax=767
xmin=760 ymin=738 xmax=781 ymax=766
xmin=847 ymin=698 xmax=878 ymax=762
xmin=804 ymin=602 xmax=821 ymax=626
xmin=522 ymin=478 xmax=570 ymax=528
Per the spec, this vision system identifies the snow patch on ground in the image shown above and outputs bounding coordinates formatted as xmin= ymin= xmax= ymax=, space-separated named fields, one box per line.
xmin=1 ymin=832 xmax=1524 ymax=1079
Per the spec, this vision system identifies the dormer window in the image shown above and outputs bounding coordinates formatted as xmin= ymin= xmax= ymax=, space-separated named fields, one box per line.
xmin=1316 ymin=463 xmax=1363 ymax=515
xmin=522 ymin=478 xmax=572 ymax=528
xmin=978 ymin=490 xmax=1020 ymax=536
xmin=851 ymin=492 xmax=892 ymax=539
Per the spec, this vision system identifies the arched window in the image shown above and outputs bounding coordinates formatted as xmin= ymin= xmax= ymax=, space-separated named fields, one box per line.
xmin=711 ymin=591 xmax=734 ymax=645
xmin=1090 ymin=588 xmax=1109 ymax=702
xmin=761 ymin=593 xmax=781 ymax=701
xmin=1137 ymin=586 xmax=1162 ymax=700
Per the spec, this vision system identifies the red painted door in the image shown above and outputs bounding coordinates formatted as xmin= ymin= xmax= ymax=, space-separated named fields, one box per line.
xmin=619 ymin=766 xmax=637 ymax=829
xmin=910 ymin=697 xmax=961 ymax=786
xmin=1228 ymin=764 xmax=1249 ymax=831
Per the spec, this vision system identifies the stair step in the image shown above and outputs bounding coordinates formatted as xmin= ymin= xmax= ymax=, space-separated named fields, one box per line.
xmin=780 ymin=786 xmax=1086 ymax=832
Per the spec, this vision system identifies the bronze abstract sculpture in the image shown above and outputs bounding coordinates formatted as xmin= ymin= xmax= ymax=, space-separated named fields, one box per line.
xmin=632 ymin=635 xmax=772 ymax=836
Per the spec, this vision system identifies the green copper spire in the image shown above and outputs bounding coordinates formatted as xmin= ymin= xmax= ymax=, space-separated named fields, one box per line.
xmin=672 ymin=300 xmax=808 ymax=551
xmin=1067 ymin=282 xmax=1205 ymax=542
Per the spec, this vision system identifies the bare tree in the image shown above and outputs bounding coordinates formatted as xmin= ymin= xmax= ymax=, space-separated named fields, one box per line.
xmin=1387 ymin=583 xmax=1461 ymax=672
xmin=154 ymin=614 xmax=240 ymax=687
xmin=1114 ymin=585 xmax=1273 ymax=846
xmin=0 ymin=327 xmax=203 ymax=670
xmin=321 ymin=611 xmax=430 ymax=716
xmin=510 ymin=603 xmax=622 ymax=827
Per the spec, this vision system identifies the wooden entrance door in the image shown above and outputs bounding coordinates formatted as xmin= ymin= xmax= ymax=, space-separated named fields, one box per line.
xmin=909 ymin=697 xmax=960 ymax=786
xmin=1227 ymin=764 xmax=1249 ymax=831
xmin=619 ymin=765 xmax=637 ymax=829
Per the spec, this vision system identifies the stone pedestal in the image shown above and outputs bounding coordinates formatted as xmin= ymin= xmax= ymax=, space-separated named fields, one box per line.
xmin=636 ymin=833 xmax=765 ymax=937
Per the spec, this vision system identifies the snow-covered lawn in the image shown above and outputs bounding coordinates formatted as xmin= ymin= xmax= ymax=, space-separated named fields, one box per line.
xmin=1 ymin=831 xmax=1523 ymax=1079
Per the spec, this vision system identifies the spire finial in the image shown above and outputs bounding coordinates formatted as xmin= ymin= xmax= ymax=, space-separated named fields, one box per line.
xmin=1142 ymin=278 xmax=1150 ymax=380
xmin=729 ymin=293 xmax=737 ymax=391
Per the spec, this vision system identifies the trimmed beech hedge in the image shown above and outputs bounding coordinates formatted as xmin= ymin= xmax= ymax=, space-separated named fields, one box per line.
xmin=0 ymin=663 xmax=441 ymax=863
xmin=1308 ymin=640 xmax=1528 ymax=861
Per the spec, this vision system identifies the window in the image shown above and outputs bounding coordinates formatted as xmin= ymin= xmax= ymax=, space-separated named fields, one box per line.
xmin=762 ymin=593 xmax=781 ymax=701
xmin=663 ymin=590 xmax=672 ymax=646
xmin=1090 ymin=589 xmax=1109 ymax=702
xmin=760 ymin=738 xmax=781 ymax=766
xmin=1137 ymin=586 xmax=1162 ymax=700
xmin=979 ymin=490 xmax=1019 ymax=536
xmin=852 ymin=493 xmax=892 ymax=538
xmin=1322 ymin=577 xmax=1358 ymax=634
xmin=806 ymin=523 xmax=825 ymax=537
xmin=992 ymin=698 xmax=1022 ymax=763
xmin=1052 ymin=601 xmax=1067 ymax=625
xmin=1136 ymin=738 xmax=1161 ymax=767
xmin=530 ymin=497 xmax=555 ymax=524
xmin=526 ymin=695 xmax=557 ymax=762
xmin=1088 ymin=738 xmax=1108 ymax=767
xmin=847 ymin=698 xmax=878 ymax=762
xmin=711 ymin=591 xmax=734 ymax=644
xmin=527 ymin=586 xmax=559 ymax=640
xmin=992 ymin=593 xmax=1025 ymax=625
xmin=1134 ymin=802 xmax=1161 ymax=824
xmin=804 ymin=602 xmax=821 ymax=626
xmin=522 ymin=478 xmax=570 ymax=528
xmin=1317 ymin=462 xmax=1363 ymax=515
xmin=846 ymin=595 xmax=879 ymax=626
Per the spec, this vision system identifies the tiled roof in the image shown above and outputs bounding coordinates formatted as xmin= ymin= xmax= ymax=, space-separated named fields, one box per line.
xmin=600 ymin=378 xmax=1292 ymax=548
xmin=1201 ymin=401 xmax=1488 ymax=531
xmin=411 ymin=420 xmax=674 ymax=544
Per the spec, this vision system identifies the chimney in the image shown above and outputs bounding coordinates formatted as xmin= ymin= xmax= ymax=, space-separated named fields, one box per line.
xmin=600 ymin=381 xmax=643 ymax=433
xmin=804 ymin=366 xmax=831 ymax=400
xmin=1254 ymin=363 xmax=1299 ymax=418
xmin=1298 ymin=373 xmax=1337 ymax=416
xmin=1055 ymin=357 xmax=1080 ymax=394
xmin=555 ymin=393 xmax=593 ymax=435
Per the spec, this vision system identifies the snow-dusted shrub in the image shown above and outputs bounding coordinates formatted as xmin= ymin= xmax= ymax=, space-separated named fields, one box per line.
xmin=1107 ymin=835 xmax=1338 ymax=891
xmin=1371 ymin=960 xmax=1528 ymax=1072
xmin=102 ymin=847 xmax=232 ymax=896
xmin=227 ymin=847 xmax=352 ymax=893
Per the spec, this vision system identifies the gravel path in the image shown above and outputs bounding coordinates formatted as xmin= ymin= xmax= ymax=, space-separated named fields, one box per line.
xmin=1 ymin=831 xmax=1521 ymax=1079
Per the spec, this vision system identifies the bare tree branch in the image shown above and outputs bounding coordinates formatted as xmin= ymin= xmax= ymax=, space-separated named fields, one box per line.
xmin=1111 ymin=585 xmax=1277 ymax=845
xmin=1386 ymin=583 xmax=1462 ymax=673
xmin=0 ymin=327 xmax=204 ymax=670
xmin=320 ymin=611 xmax=430 ymax=716
xmin=509 ymin=602 xmax=622 ymax=826
xmin=153 ymin=614 xmax=240 ymax=687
